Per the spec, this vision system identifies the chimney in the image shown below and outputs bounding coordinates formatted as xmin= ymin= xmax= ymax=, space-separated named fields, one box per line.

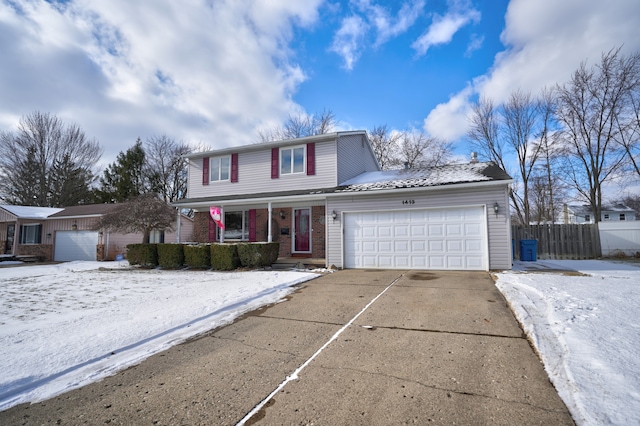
xmin=470 ymin=152 xmax=478 ymax=163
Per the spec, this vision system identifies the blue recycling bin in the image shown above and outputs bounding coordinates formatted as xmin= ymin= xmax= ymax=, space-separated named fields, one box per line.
xmin=520 ymin=239 xmax=537 ymax=261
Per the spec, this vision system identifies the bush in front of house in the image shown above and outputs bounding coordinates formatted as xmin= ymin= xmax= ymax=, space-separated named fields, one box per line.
xmin=126 ymin=243 xmax=158 ymax=267
xmin=237 ymin=242 xmax=280 ymax=267
xmin=157 ymin=244 xmax=184 ymax=269
xmin=184 ymin=244 xmax=210 ymax=269
xmin=210 ymin=243 xmax=241 ymax=270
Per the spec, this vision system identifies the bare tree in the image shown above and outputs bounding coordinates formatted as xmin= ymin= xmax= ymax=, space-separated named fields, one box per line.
xmin=396 ymin=131 xmax=452 ymax=169
xmin=616 ymin=53 xmax=640 ymax=177
xmin=368 ymin=124 xmax=401 ymax=170
xmin=144 ymin=135 xmax=191 ymax=203
xmin=0 ymin=111 xmax=102 ymax=206
xmin=555 ymin=47 xmax=638 ymax=222
xmin=502 ymin=90 xmax=541 ymax=224
xmin=257 ymin=109 xmax=338 ymax=142
xmin=92 ymin=194 xmax=176 ymax=243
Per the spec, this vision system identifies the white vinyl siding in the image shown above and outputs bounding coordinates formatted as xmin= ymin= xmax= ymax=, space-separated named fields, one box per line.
xmin=326 ymin=184 xmax=511 ymax=270
xmin=337 ymin=133 xmax=380 ymax=184
xmin=187 ymin=140 xmax=338 ymax=199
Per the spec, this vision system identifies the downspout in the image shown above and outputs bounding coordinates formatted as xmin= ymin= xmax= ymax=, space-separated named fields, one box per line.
xmin=268 ymin=202 xmax=273 ymax=243
xmin=176 ymin=212 xmax=181 ymax=243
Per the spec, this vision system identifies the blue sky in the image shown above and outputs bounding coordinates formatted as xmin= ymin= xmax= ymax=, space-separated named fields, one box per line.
xmin=1 ymin=0 xmax=639 ymax=166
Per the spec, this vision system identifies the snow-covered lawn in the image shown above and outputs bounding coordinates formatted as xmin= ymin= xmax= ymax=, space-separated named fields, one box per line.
xmin=495 ymin=260 xmax=640 ymax=426
xmin=0 ymin=261 xmax=319 ymax=411
xmin=1 ymin=260 xmax=638 ymax=425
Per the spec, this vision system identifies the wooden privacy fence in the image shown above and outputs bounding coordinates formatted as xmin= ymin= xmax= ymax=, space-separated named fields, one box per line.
xmin=511 ymin=224 xmax=601 ymax=260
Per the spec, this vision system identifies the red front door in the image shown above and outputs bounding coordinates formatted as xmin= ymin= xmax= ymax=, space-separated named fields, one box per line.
xmin=294 ymin=208 xmax=310 ymax=252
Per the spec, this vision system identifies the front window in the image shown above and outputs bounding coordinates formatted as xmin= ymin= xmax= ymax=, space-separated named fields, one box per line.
xmin=585 ymin=215 xmax=590 ymax=222
xmin=222 ymin=211 xmax=249 ymax=240
xmin=210 ymin=156 xmax=230 ymax=181
xmin=20 ymin=224 xmax=42 ymax=244
xmin=604 ymin=214 xmax=610 ymax=220
xmin=149 ymin=230 xmax=165 ymax=243
xmin=280 ymin=146 xmax=305 ymax=175
xmin=620 ymin=214 xmax=626 ymax=221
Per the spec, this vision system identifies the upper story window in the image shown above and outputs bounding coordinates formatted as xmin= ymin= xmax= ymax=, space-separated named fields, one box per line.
xmin=20 ymin=224 xmax=42 ymax=244
xmin=620 ymin=213 xmax=626 ymax=221
xmin=584 ymin=215 xmax=590 ymax=222
xmin=210 ymin=156 xmax=230 ymax=182
xmin=281 ymin=146 xmax=305 ymax=175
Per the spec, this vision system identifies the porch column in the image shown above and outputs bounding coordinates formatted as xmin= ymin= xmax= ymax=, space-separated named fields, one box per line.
xmin=267 ymin=202 xmax=273 ymax=243
xmin=176 ymin=211 xmax=181 ymax=243
xmin=219 ymin=205 xmax=225 ymax=243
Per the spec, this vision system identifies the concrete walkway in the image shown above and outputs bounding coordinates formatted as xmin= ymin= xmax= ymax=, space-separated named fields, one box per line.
xmin=0 ymin=270 xmax=574 ymax=425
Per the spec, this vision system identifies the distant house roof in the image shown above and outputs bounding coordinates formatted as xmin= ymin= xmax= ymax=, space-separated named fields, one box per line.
xmin=48 ymin=204 xmax=121 ymax=218
xmin=337 ymin=162 xmax=511 ymax=192
xmin=0 ymin=205 xmax=64 ymax=219
xmin=567 ymin=204 xmax=636 ymax=215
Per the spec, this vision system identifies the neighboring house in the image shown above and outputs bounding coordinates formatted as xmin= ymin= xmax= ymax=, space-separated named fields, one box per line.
xmin=562 ymin=204 xmax=637 ymax=224
xmin=0 ymin=203 xmax=193 ymax=262
xmin=173 ymin=131 xmax=514 ymax=271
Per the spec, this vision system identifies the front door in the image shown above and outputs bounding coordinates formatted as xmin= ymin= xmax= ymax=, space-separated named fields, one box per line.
xmin=5 ymin=224 xmax=15 ymax=254
xmin=293 ymin=208 xmax=310 ymax=252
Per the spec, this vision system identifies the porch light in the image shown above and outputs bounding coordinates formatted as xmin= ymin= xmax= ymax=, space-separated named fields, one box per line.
xmin=46 ymin=233 xmax=52 ymax=238
xmin=332 ymin=210 xmax=338 ymax=220
xmin=279 ymin=210 xmax=285 ymax=219
xmin=72 ymin=221 xmax=77 ymax=230
xmin=493 ymin=203 xmax=499 ymax=216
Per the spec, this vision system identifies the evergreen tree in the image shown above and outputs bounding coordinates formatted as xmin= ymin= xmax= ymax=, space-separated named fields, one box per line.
xmin=95 ymin=138 xmax=148 ymax=203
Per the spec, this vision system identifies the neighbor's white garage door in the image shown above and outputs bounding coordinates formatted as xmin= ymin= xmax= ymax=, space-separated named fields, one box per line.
xmin=344 ymin=206 xmax=487 ymax=270
xmin=54 ymin=231 xmax=98 ymax=261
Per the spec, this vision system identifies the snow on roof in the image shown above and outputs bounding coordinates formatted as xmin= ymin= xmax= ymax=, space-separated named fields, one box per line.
xmin=0 ymin=205 xmax=64 ymax=219
xmin=567 ymin=204 xmax=636 ymax=214
xmin=337 ymin=161 xmax=510 ymax=191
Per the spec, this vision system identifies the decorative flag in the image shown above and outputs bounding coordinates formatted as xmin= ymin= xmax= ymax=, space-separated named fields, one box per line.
xmin=210 ymin=206 xmax=224 ymax=229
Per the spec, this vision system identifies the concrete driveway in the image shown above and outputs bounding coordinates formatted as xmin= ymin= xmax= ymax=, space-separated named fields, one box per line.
xmin=0 ymin=270 xmax=574 ymax=425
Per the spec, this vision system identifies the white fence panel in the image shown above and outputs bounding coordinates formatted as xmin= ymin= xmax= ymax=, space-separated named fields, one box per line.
xmin=598 ymin=222 xmax=640 ymax=256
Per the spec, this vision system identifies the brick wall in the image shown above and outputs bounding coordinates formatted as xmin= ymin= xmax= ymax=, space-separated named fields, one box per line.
xmin=192 ymin=212 xmax=210 ymax=243
xmin=17 ymin=244 xmax=53 ymax=262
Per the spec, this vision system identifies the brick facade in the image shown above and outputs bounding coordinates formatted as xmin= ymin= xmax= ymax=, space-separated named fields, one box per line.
xmin=17 ymin=244 xmax=53 ymax=262
xmin=193 ymin=206 xmax=326 ymax=259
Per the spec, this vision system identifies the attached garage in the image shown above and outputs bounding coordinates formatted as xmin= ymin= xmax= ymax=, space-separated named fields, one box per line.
xmin=344 ymin=206 xmax=487 ymax=270
xmin=54 ymin=231 xmax=98 ymax=261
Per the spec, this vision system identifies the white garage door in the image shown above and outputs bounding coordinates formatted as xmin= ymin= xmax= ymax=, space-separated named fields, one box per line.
xmin=344 ymin=206 xmax=487 ymax=270
xmin=54 ymin=231 xmax=98 ymax=261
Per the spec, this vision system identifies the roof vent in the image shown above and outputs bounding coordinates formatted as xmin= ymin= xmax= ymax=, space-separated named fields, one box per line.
xmin=470 ymin=152 xmax=478 ymax=163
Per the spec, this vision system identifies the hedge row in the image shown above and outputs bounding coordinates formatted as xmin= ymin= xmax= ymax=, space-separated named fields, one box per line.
xmin=126 ymin=242 xmax=279 ymax=270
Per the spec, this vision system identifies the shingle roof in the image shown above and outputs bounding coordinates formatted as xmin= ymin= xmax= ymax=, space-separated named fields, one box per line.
xmin=336 ymin=161 xmax=511 ymax=192
xmin=48 ymin=204 xmax=121 ymax=218
xmin=567 ymin=204 xmax=636 ymax=214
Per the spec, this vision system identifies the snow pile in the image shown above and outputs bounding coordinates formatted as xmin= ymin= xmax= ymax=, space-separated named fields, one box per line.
xmin=496 ymin=260 xmax=640 ymax=426
xmin=0 ymin=262 xmax=318 ymax=410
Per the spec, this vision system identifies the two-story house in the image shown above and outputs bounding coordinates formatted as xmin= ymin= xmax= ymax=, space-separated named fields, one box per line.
xmin=174 ymin=131 xmax=513 ymax=270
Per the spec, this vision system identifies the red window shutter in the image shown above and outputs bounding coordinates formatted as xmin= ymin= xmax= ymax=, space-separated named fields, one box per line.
xmin=271 ymin=148 xmax=279 ymax=179
xmin=231 ymin=153 xmax=239 ymax=182
xmin=306 ymin=142 xmax=315 ymax=175
xmin=202 ymin=157 xmax=209 ymax=185
xmin=248 ymin=209 xmax=257 ymax=242
xmin=208 ymin=215 xmax=216 ymax=242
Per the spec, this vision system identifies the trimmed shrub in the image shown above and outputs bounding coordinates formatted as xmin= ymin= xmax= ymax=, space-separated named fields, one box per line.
xmin=210 ymin=243 xmax=240 ymax=271
xmin=184 ymin=244 xmax=211 ymax=269
xmin=126 ymin=244 xmax=158 ymax=268
xmin=237 ymin=242 xmax=280 ymax=267
xmin=157 ymin=244 xmax=185 ymax=269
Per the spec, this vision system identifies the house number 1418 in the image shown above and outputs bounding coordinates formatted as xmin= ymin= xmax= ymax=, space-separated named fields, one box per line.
xmin=402 ymin=200 xmax=415 ymax=205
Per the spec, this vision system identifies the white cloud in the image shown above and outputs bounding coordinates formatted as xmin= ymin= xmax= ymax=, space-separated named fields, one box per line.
xmin=330 ymin=1 xmax=425 ymax=69
xmin=412 ymin=0 xmax=480 ymax=56
xmin=0 ymin=0 xmax=323 ymax=162
xmin=423 ymin=0 xmax=640 ymax=142
xmin=329 ymin=15 xmax=368 ymax=70
xmin=465 ymin=33 xmax=484 ymax=57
